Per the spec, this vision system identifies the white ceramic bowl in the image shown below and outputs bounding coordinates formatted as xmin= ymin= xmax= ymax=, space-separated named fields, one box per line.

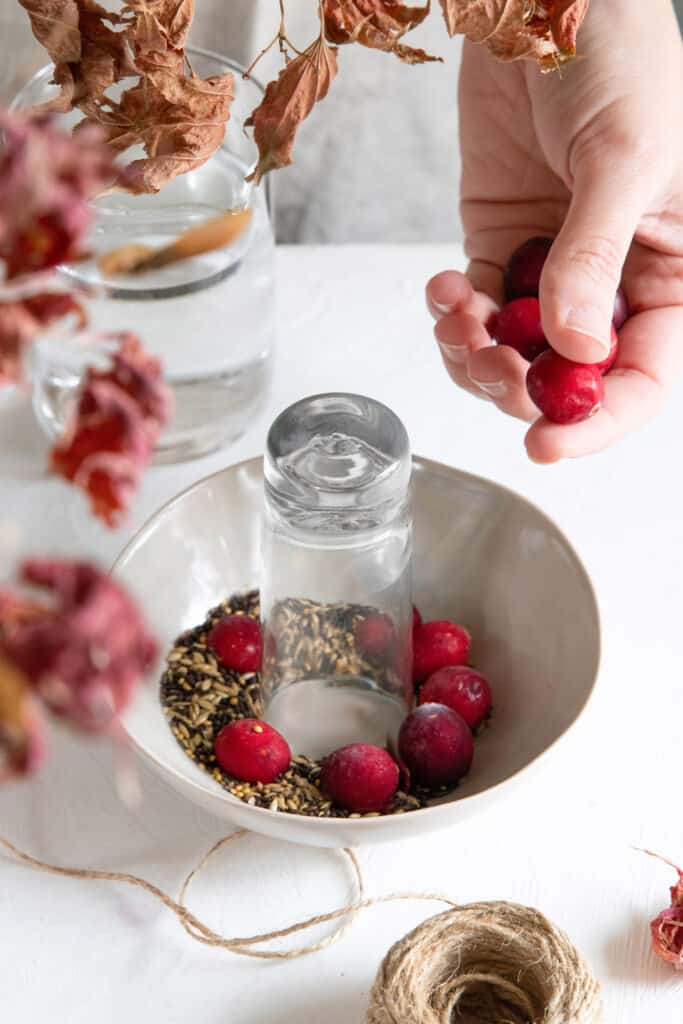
xmin=114 ymin=456 xmax=600 ymax=847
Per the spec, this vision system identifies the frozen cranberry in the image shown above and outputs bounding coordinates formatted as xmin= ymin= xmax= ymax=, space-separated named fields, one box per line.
xmin=320 ymin=742 xmax=399 ymax=813
xmin=398 ymin=704 xmax=473 ymax=790
xmin=595 ymin=324 xmax=619 ymax=375
xmin=208 ymin=614 xmax=262 ymax=673
xmin=412 ymin=620 xmax=471 ymax=683
xmin=526 ymin=350 xmax=604 ymax=424
xmin=503 ymin=236 xmax=553 ymax=301
xmin=493 ymin=297 xmax=549 ymax=362
xmin=412 ymin=606 xmax=422 ymax=630
xmin=419 ymin=666 xmax=492 ymax=731
xmin=214 ymin=719 xmax=290 ymax=783
xmin=355 ymin=614 xmax=395 ymax=660
xmin=613 ymin=287 xmax=629 ymax=329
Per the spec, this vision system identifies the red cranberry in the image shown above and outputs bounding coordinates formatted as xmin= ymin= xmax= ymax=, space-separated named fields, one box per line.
xmin=493 ymin=297 xmax=549 ymax=362
xmin=398 ymin=704 xmax=473 ymax=790
xmin=503 ymin=236 xmax=553 ymax=301
xmin=320 ymin=743 xmax=399 ymax=813
xmin=412 ymin=620 xmax=470 ymax=684
xmin=208 ymin=615 xmax=262 ymax=673
xmin=419 ymin=666 xmax=492 ymax=731
xmin=526 ymin=350 xmax=604 ymax=424
xmin=214 ymin=719 xmax=291 ymax=783
xmin=613 ymin=287 xmax=629 ymax=329
xmin=595 ymin=323 xmax=619 ymax=375
xmin=355 ymin=613 xmax=395 ymax=660
xmin=412 ymin=606 xmax=422 ymax=630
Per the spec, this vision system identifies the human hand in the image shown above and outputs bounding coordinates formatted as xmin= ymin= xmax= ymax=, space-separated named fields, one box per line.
xmin=427 ymin=0 xmax=683 ymax=462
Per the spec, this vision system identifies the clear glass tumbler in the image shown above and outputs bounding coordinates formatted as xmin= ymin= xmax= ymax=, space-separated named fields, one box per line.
xmin=260 ymin=394 xmax=413 ymax=759
xmin=12 ymin=48 xmax=275 ymax=462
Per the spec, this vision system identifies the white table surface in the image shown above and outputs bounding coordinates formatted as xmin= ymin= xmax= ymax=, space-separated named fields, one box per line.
xmin=1 ymin=245 xmax=682 ymax=1022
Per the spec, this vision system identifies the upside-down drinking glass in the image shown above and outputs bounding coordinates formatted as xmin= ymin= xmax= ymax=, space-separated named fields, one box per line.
xmin=260 ymin=394 xmax=414 ymax=760
xmin=12 ymin=48 xmax=275 ymax=462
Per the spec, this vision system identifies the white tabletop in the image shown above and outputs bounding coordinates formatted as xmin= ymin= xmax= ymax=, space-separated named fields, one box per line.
xmin=1 ymin=245 xmax=682 ymax=1022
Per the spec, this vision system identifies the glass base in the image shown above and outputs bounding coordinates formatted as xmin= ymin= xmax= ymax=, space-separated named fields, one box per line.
xmin=264 ymin=676 xmax=407 ymax=761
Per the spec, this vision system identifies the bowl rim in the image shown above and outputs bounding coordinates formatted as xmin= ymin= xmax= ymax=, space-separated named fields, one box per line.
xmin=112 ymin=454 xmax=602 ymax=833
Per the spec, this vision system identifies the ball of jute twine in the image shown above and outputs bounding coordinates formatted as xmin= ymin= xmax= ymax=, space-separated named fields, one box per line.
xmin=0 ymin=832 xmax=602 ymax=1024
xmin=367 ymin=903 xmax=603 ymax=1024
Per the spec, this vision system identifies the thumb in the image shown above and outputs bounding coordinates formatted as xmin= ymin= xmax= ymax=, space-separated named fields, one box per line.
xmin=539 ymin=156 xmax=648 ymax=363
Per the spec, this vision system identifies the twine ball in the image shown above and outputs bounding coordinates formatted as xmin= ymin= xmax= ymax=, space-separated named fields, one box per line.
xmin=367 ymin=902 xmax=602 ymax=1024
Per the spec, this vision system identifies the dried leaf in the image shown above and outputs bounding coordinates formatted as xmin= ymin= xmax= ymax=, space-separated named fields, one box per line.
xmin=23 ymin=291 xmax=88 ymax=329
xmin=123 ymin=0 xmax=195 ymax=52
xmin=546 ymin=0 xmax=589 ymax=56
xmin=0 ymin=293 xmax=87 ymax=387
xmin=20 ymin=0 xmax=233 ymax=193
xmin=0 ymin=303 xmax=41 ymax=387
xmin=0 ymin=112 xmax=118 ymax=278
xmin=324 ymin=0 xmax=441 ymax=64
xmin=439 ymin=0 xmax=590 ymax=67
xmin=0 ymin=654 xmax=46 ymax=781
xmin=102 ymin=70 xmax=234 ymax=194
xmin=644 ymin=850 xmax=683 ymax=971
xmin=246 ymin=37 xmax=338 ymax=184
xmin=1 ymin=560 xmax=157 ymax=734
xmin=51 ymin=333 xmax=172 ymax=525
xmin=98 ymin=208 xmax=252 ymax=275
xmin=18 ymin=0 xmax=81 ymax=63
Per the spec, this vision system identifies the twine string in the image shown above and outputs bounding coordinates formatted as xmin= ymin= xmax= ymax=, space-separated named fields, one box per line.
xmin=0 ymin=832 xmax=603 ymax=1021
xmin=367 ymin=903 xmax=604 ymax=1024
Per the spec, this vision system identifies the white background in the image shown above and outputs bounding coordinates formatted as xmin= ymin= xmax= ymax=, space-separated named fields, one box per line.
xmin=1 ymin=246 xmax=683 ymax=1021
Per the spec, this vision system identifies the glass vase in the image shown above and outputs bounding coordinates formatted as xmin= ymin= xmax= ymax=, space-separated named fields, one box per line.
xmin=12 ymin=48 xmax=276 ymax=463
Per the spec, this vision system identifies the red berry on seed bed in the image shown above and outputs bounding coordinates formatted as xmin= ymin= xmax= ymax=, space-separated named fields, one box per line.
xmin=208 ymin=614 xmax=262 ymax=673
xmin=320 ymin=743 xmax=399 ymax=813
xmin=419 ymin=665 xmax=493 ymax=731
xmin=503 ymin=236 xmax=553 ymax=301
xmin=613 ymin=287 xmax=629 ymax=329
xmin=398 ymin=704 xmax=473 ymax=790
xmin=595 ymin=323 xmax=619 ymax=376
xmin=526 ymin=350 xmax=604 ymax=425
xmin=355 ymin=613 xmax=395 ymax=660
xmin=412 ymin=620 xmax=471 ymax=684
xmin=214 ymin=719 xmax=291 ymax=783
xmin=493 ymin=297 xmax=549 ymax=362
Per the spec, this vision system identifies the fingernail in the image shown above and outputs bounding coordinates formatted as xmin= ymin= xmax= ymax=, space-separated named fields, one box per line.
xmin=564 ymin=307 xmax=611 ymax=353
xmin=438 ymin=342 xmax=468 ymax=364
xmin=470 ymin=378 xmax=507 ymax=397
xmin=433 ymin=299 xmax=456 ymax=316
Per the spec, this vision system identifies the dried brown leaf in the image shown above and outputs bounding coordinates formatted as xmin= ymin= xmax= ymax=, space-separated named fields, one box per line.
xmin=324 ymin=0 xmax=441 ymax=63
xmin=20 ymin=0 xmax=232 ymax=193
xmin=546 ymin=0 xmax=589 ymax=56
xmin=245 ymin=37 xmax=338 ymax=184
xmin=439 ymin=0 xmax=589 ymax=67
xmin=102 ymin=70 xmax=234 ymax=194
xmin=2 ymin=560 xmax=158 ymax=733
xmin=18 ymin=0 xmax=81 ymax=63
xmin=123 ymin=0 xmax=195 ymax=52
xmin=51 ymin=333 xmax=172 ymax=525
xmin=0 ymin=653 xmax=46 ymax=781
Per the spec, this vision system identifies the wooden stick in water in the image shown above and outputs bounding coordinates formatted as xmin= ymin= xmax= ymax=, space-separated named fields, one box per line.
xmin=98 ymin=208 xmax=253 ymax=277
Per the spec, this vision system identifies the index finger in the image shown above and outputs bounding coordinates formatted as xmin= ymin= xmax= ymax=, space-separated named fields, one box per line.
xmin=426 ymin=270 xmax=499 ymax=325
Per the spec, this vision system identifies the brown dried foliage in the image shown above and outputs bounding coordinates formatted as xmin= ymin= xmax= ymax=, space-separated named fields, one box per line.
xmin=323 ymin=0 xmax=441 ymax=64
xmin=19 ymin=0 xmax=590 ymax=190
xmin=19 ymin=0 xmax=233 ymax=193
xmin=246 ymin=34 xmax=338 ymax=184
xmin=439 ymin=0 xmax=589 ymax=67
